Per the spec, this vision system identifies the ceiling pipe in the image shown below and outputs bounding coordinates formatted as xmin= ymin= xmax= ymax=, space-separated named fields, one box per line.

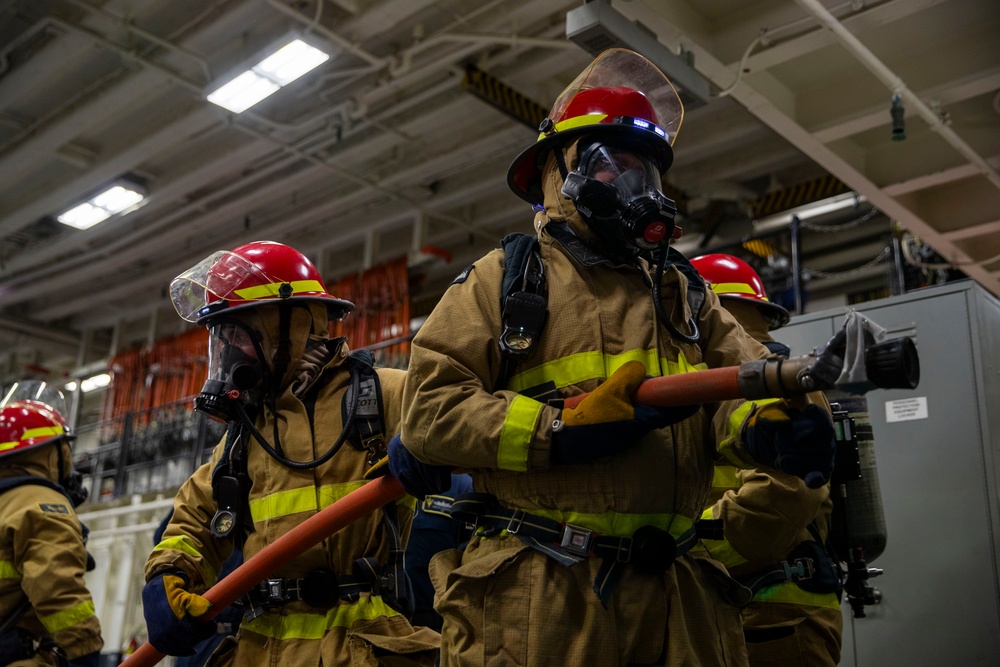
xmin=0 ymin=315 xmax=80 ymax=348
xmin=62 ymin=0 xmax=213 ymax=83
xmin=794 ymin=0 xmax=1000 ymax=192
xmin=0 ymin=73 xmax=468 ymax=293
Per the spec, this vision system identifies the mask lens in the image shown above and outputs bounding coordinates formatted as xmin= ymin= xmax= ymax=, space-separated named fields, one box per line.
xmin=580 ymin=144 xmax=661 ymax=189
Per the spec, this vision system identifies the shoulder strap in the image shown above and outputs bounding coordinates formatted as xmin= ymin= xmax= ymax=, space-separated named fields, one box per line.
xmin=497 ymin=233 xmax=548 ymax=390
xmin=342 ymin=349 xmax=387 ymax=465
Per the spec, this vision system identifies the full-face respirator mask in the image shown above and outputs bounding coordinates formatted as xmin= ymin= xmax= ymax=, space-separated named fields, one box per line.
xmin=560 ymin=139 xmax=677 ymax=257
xmin=196 ymin=318 xmax=267 ymax=423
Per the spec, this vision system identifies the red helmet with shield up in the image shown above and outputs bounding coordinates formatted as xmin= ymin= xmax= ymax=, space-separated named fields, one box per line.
xmin=170 ymin=241 xmax=354 ymax=324
xmin=0 ymin=400 xmax=70 ymax=460
xmin=690 ymin=253 xmax=791 ymax=330
xmin=508 ymin=48 xmax=684 ymax=204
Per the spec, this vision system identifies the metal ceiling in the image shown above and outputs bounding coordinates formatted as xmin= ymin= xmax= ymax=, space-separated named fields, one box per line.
xmin=0 ymin=0 xmax=997 ymax=383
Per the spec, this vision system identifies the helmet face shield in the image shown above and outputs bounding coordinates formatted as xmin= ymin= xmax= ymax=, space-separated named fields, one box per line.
xmin=170 ymin=250 xmax=255 ymax=323
xmin=170 ymin=241 xmax=354 ymax=324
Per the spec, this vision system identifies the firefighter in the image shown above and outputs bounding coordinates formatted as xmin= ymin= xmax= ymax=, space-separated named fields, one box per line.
xmin=392 ymin=49 xmax=837 ymax=666
xmin=142 ymin=241 xmax=439 ymax=666
xmin=691 ymin=253 xmax=843 ymax=666
xmin=0 ymin=383 xmax=102 ymax=667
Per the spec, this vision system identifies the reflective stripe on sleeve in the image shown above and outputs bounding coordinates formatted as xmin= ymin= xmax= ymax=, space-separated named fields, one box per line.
xmin=0 ymin=560 xmax=21 ymax=579
xmin=497 ymin=395 xmax=544 ymax=472
xmin=152 ymin=535 xmax=218 ymax=586
xmin=241 ymin=595 xmax=401 ymax=640
xmin=38 ymin=600 xmax=96 ymax=634
xmin=717 ymin=398 xmax=783 ymax=467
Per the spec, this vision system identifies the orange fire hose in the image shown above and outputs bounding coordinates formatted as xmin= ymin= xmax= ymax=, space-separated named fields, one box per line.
xmin=563 ymin=366 xmax=745 ymax=410
xmin=118 ymin=475 xmax=405 ymax=667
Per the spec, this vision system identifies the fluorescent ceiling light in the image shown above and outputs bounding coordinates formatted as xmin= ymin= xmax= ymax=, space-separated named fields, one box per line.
xmin=57 ymin=184 xmax=145 ymax=230
xmin=64 ymin=381 xmax=78 ymax=392
xmin=207 ymin=39 xmax=330 ymax=113
xmin=79 ymin=373 xmax=111 ymax=393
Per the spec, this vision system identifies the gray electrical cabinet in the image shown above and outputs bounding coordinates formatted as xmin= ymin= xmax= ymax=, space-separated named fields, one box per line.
xmin=778 ymin=281 xmax=1000 ymax=666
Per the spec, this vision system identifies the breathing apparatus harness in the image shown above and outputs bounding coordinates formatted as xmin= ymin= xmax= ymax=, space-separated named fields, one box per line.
xmin=200 ymin=321 xmax=411 ymax=615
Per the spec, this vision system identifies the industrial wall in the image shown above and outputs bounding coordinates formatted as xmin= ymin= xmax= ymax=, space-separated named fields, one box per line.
xmin=779 ymin=280 xmax=1000 ymax=666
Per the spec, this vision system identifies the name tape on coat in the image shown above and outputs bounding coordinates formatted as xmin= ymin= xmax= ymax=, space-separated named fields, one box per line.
xmin=885 ymin=396 xmax=928 ymax=423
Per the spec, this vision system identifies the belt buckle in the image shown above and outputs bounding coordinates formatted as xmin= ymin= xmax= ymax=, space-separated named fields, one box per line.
xmin=506 ymin=509 xmax=526 ymax=535
xmin=264 ymin=578 xmax=287 ymax=602
xmin=786 ymin=557 xmax=815 ymax=581
xmin=560 ymin=523 xmax=593 ymax=557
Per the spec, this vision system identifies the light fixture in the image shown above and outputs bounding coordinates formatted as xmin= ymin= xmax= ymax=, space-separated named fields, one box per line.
xmin=57 ymin=182 xmax=145 ymax=230
xmin=65 ymin=373 xmax=111 ymax=393
xmin=207 ymin=38 xmax=331 ymax=113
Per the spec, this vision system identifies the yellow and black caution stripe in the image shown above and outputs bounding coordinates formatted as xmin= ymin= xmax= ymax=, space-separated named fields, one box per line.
xmin=461 ymin=65 xmax=549 ymax=131
xmin=751 ymin=175 xmax=850 ymax=219
xmin=742 ymin=238 xmax=780 ymax=259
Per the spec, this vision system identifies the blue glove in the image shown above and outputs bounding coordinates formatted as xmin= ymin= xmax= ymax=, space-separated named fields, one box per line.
xmin=387 ymin=434 xmax=452 ymax=500
xmin=67 ymin=651 xmax=100 ymax=667
xmin=551 ymin=361 xmax=698 ymax=464
xmin=745 ymin=402 xmax=836 ymax=488
xmin=142 ymin=571 xmax=216 ymax=656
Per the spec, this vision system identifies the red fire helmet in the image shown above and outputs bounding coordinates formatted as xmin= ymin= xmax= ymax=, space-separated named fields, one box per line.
xmin=690 ymin=253 xmax=791 ymax=330
xmin=507 ymin=48 xmax=684 ymax=204
xmin=170 ymin=241 xmax=354 ymax=324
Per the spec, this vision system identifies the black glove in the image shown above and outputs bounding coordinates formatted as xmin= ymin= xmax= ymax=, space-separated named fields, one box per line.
xmin=551 ymin=361 xmax=697 ymax=464
xmin=141 ymin=571 xmax=216 ymax=656
xmin=386 ymin=434 xmax=451 ymax=500
xmin=745 ymin=402 xmax=836 ymax=488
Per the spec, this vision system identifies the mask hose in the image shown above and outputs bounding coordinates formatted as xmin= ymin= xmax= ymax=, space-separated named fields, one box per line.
xmin=651 ymin=250 xmax=701 ymax=344
xmin=233 ymin=368 xmax=361 ymax=470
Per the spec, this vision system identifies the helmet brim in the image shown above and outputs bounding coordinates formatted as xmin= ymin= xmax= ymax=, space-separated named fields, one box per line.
xmin=720 ymin=295 xmax=791 ymax=331
xmin=195 ymin=295 xmax=355 ymax=326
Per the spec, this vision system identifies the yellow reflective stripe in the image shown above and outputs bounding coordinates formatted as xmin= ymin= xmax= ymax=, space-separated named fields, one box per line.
xmin=152 ymin=536 xmax=218 ymax=586
xmin=545 ymin=113 xmax=608 ymax=136
xmin=718 ymin=399 xmax=783 ymax=467
xmin=700 ymin=534 xmax=750 ymax=568
xmin=526 ymin=508 xmax=693 ymax=540
xmin=711 ymin=282 xmax=764 ymax=298
xmin=508 ymin=349 xmax=705 ymax=394
xmin=497 ymin=395 xmax=544 ymax=472
xmin=24 ymin=426 xmax=64 ymax=440
xmin=712 ymin=465 xmax=740 ymax=492
xmin=234 ymin=280 xmax=325 ymax=301
xmin=38 ymin=600 xmax=95 ymax=634
xmin=753 ymin=581 xmax=842 ymax=609
xmin=248 ymin=482 xmax=415 ymax=523
xmin=0 ymin=561 xmax=21 ymax=579
xmin=242 ymin=595 xmax=401 ymax=640
xmin=0 ymin=426 xmax=60 ymax=451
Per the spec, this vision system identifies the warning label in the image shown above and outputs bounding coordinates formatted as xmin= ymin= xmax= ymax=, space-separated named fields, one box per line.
xmin=885 ymin=397 xmax=928 ymax=423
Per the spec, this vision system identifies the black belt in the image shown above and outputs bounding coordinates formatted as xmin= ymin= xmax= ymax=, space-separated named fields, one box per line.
xmin=451 ymin=493 xmax=698 ymax=605
xmin=242 ymin=558 xmax=397 ymax=620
